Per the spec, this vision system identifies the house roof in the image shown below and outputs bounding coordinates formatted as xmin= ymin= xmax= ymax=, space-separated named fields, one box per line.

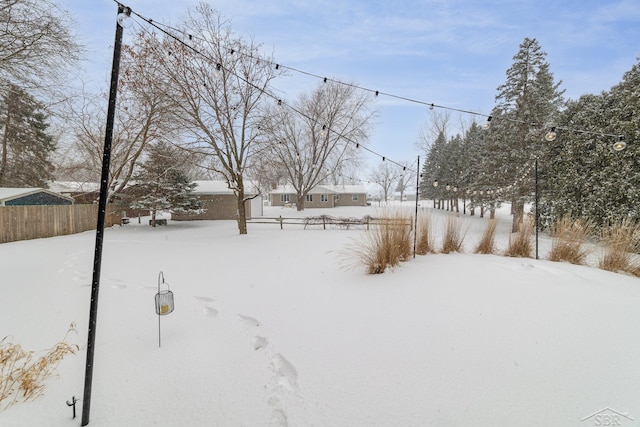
xmin=270 ymin=184 xmax=367 ymax=194
xmin=0 ymin=187 xmax=74 ymax=204
xmin=192 ymin=180 xmax=259 ymax=195
xmin=48 ymin=181 xmax=100 ymax=194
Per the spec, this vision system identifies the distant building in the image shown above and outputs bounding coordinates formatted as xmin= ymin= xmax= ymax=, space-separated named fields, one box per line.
xmin=0 ymin=188 xmax=74 ymax=206
xmin=269 ymin=184 xmax=368 ymax=208
xmin=171 ymin=180 xmax=262 ymax=221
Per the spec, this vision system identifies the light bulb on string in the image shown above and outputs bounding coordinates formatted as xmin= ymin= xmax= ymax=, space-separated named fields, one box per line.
xmin=482 ymin=116 xmax=492 ymax=130
xmin=117 ymin=7 xmax=133 ymax=28
xmin=545 ymin=127 xmax=557 ymax=142
xmin=613 ymin=136 xmax=627 ymax=151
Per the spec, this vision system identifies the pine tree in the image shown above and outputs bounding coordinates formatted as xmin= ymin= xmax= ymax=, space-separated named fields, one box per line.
xmin=487 ymin=37 xmax=564 ymax=231
xmin=130 ymin=142 xmax=202 ymax=227
xmin=0 ymin=83 xmax=55 ymax=187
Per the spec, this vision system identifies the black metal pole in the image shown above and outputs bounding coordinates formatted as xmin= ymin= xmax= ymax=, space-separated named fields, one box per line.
xmin=81 ymin=5 xmax=127 ymax=425
xmin=413 ymin=156 xmax=420 ymax=258
xmin=535 ymin=158 xmax=539 ymax=260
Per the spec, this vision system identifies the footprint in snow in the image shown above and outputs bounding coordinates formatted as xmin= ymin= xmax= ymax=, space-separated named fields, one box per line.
xmin=252 ymin=336 xmax=268 ymax=351
xmin=271 ymin=354 xmax=298 ymax=391
xmin=194 ymin=296 xmax=217 ymax=318
xmin=269 ymin=409 xmax=288 ymax=427
xmin=237 ymin=314 xmax=261 ymax=327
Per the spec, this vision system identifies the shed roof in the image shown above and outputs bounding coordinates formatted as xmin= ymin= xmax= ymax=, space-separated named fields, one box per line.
xmin=270 ymin=184 xmax=367 ymax=194
xmin=0 ymin=188 xmax=74 ymax=205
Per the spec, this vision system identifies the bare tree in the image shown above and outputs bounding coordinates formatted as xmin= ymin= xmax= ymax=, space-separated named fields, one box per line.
xmin=59 ymin=32 xmax=176 ymax=198
xmin=395 ymin=161 xmax=416 ymax=202
xmin=260 ymin=80 xmax=373 ymax=210
xmin=369 ymin=161 xmax=399 ymax=203
xmin=0 ymin=0 xmax=82 ymax=99
xmin=150 ymin=3 xmax=281 ymax=234
xmin=416 ymin=110 xmax=451 ymax=154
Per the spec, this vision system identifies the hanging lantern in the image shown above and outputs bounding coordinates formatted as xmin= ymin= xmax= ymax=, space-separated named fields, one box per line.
xmin=155 ymin=271 xmax=174 ymax=348
xmin=155 ymin=272 xmax=174 ymax=315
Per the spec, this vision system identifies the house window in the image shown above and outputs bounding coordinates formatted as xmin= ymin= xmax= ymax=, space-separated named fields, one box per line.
xmin=281 ymin=194 xmax=290 ymax=203
xmin=352 ymin=194 xmax=358 ymax=201
xmin=306 ymin=194 xmax=313 ymax=202
xmin=321 ymin=194 xmax=328 ymax=202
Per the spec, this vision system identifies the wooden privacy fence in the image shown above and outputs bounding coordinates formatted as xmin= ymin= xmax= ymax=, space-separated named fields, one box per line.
xmin=248 ymin=215 xmax=413 ymax=230
xmin=0 ymin=204 xmax=121 ymax=244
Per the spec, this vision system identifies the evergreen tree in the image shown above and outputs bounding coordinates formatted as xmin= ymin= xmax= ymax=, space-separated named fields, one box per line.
xmin=0 ymin=83 xmax=55 ymax=187
xmin=130 ymin=142 xmax=202 ymax=227
xmin=542 ymin=57 xmax=640 ymax=228
xmin=486 ymin=37 xmax=564 ymax=231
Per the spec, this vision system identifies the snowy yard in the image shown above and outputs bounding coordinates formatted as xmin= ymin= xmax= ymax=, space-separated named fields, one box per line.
xmin=2 ymin=204 xmax=640 ymax=426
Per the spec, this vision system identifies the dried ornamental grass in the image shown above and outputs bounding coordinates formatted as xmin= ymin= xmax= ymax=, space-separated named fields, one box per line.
xmin=342 ymin=210 xmax=413 ymax=274
xmin=504 ymin=219 xmax=533 ymax=258
xmin=598 ymin=218 xmax=640 ymax=275
xmin=441 ymin=215 xmax=467 ymax=254
xmin=1 ymin=323 xmax=79 ymax=410
xmin=547 ymin=216 xmax=593 ymax=265
xmin=474 ymin=219 xmax=498 ymax=255
xmin=416 ymin=213 xmax=435 ymax=255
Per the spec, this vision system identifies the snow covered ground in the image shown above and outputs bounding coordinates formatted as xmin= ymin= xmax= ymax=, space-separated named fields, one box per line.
xmin=2 ymin=203 xmax=640 ymax=426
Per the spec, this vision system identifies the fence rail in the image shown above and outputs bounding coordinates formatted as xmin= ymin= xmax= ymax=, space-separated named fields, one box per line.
xmin=0 ymin=204 xmax=121 ymax=244
xmin=248 ymin=215 xmax=413 ymax=230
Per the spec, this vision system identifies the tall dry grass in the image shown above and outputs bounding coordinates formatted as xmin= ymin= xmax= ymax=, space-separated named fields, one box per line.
xmin=599 ymin=218 xmax=640 ymax=275
xmin=504 ymin=219 xmax=533 ymax=258
xmin=1 ymin=323 xmax=79 ymax=410
xmin=547 ymin=216 xmax=593 ymax=265
xmin=415 ymin=213 xmax=435 ymax=255
xmin=343 ymin=210 xmax=413 ymax=274
xmin=441 ymin=216 xmax=467 ymax=254
xmin=474 ymin=219 xmax=498 ymax=254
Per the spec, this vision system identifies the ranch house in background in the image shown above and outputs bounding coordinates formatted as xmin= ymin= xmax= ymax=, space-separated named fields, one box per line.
xmin=269 ymin=184 xmax=368 ymax=208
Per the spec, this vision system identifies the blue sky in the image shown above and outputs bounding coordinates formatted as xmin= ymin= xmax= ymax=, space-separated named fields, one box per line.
xmin=65 ymin=0 xmax=640 ymax=174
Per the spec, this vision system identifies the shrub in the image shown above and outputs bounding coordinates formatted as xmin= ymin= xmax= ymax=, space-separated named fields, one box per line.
xmin=416 ymin=213 xmax=435 ymax=255
xmin=441 ymin=215 xmax=466 ymax=254
xmin=504 ymin=218 xmax=533 ymax=258
xmin=474 ymin=219 xmax=498 ymax=254
xmin=1 ymin=323 xmax=79 ymax=410
xmin=547 ymin=216 xmax=593 ymax=265
xmin=599 ymin=218 xmax=640 ymax=275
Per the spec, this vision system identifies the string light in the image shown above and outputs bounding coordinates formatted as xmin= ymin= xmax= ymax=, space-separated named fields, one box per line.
xmin=117 ymin=1 xmax=629 ymax=178
xmin=613 ymin=136 xmax=627 ymax=151
xmin=482 ymin=116 xmax=492 ymax=130
xmin=545 ymin=127 xmax=557 ymax=142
